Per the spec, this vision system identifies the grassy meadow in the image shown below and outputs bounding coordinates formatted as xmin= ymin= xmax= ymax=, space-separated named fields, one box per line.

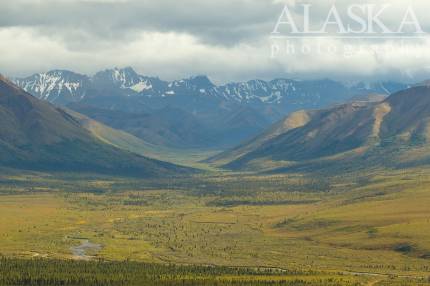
xmin=0 ymin=167 xmax=429 ymax=285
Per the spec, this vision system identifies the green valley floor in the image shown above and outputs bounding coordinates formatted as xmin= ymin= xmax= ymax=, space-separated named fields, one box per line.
xmin=0 ymin=167 xmax=429 ymax=285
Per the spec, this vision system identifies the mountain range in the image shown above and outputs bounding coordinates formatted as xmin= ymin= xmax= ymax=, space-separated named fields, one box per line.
xmin=14 ymin=67 xmax=410 ymax=149
xmin=0 ymin=74 xmax=191 ymax=176
xmin=5 ymin=68 xmax=430 ymax=175
xmin=211 ymin=85 xmax=430 ymax=173
xmin=14 ymin=67 xmax=408 ymax=109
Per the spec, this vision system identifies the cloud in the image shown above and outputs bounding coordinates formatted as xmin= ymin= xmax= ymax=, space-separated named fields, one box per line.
xmin=1 ymin=0 xmax=430 ymax=83
xmin=0 ymin=27 xmax=279 ymax=83
xmin=270 ymin=37 xmax=430 ymax=81
xmin=0 ymin=0 xmax=280 ymax=46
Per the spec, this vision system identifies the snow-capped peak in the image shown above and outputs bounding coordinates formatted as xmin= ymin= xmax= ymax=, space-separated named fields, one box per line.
xmin=14 ymin=67 xmax=410 ymax=108
xmin=14 ymin=70 xmax=90 ymax=104
xmin=92 ymin=67 xmax=156 ymax=93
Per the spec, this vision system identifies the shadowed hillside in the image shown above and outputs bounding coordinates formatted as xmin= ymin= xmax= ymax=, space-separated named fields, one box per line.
xmin=214 ymin=86 xmax=430 ymax=172
xmin=0 ymin=75 xmax=192 ymax=176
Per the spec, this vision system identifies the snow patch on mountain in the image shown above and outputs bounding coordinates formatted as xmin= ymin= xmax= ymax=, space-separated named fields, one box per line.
xmin=14 ymin=67 xmax=410 ymax=108
xmin=14 ymin=70 xmax=89 ymax=103
xmin=130 ymin=81 xmax=152 ymax=93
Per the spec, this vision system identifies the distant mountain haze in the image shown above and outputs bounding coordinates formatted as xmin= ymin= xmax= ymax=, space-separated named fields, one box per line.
xmin=14 ymin=68 xmax=409 ymax=112
xmin=14 ymin=67 xmax=410 ymax=149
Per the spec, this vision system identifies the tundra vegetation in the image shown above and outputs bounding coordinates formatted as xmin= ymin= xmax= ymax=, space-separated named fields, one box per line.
xmin=0 ymin=167 xmax=429 ymax=285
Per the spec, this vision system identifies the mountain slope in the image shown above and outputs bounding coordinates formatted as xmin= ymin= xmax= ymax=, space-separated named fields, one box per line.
xmin=67 ymin=109 xmax=212 ymax=166
xmin=68 ymin=103 xmax=269 ymax=149
xmin=0 ymin=75 xmax=191 ymax=176
xmin=14 ymin=67 xmax=410 ymax=150
xmin=348 ymin=93 xmax=386 ymax=103
xmin=66 ymin=109 xmax=166 ymax=156
xmin=67 ymin=104 xmax=214 ymax=148
xmin=207 ymin=109 xmax=314 ymax=165
xmin=14 ymin=70 xmax=91 ymax=105
xmin=217 ymin=86 xmax=430 ymax=172
xmin=14 ymin=68 xmax=410 ymax=118
xmin=14 ymin=68 xmax=409 ymax=112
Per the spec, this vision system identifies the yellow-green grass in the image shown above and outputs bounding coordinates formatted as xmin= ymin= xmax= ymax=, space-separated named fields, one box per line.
xmin=0 ymin=168 xmax=430 ymax=285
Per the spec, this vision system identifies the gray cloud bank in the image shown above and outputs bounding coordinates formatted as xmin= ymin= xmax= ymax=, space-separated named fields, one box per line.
xmin=1 ymin=0 xmax=430 ymax=83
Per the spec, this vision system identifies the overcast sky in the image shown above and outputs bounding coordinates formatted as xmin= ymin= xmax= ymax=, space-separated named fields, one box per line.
xmin=1 ymin=0 xmax=430 ymax=83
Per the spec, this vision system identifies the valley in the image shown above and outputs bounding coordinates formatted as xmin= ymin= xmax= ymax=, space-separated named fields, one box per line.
xmin=13 ymin=68 xmax=409 ymax=151
xmin=3 ymin=0 xmax=430 ymax=284
xmin=0 ymin=167 xmax=429 ymax=285
xmin=1 ymin=74 xmax=430 ymax=285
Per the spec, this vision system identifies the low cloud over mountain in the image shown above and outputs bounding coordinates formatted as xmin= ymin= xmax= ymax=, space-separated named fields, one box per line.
xmin=2 ymin=0 xmax=430 ymax=83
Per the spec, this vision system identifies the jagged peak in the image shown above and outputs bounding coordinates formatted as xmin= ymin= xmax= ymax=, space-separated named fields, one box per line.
xmin=109 ymin=66 xmax=138 ymax=75
xmin=95 ymin=66 xmax=135 ymax=75
xmin=187 ymin=75 xmax=214 ymax=87
xmin=46 ymin=69 xmax=79 ymax=74
xmin=16 ymin=70 xmax=89 ymax=83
